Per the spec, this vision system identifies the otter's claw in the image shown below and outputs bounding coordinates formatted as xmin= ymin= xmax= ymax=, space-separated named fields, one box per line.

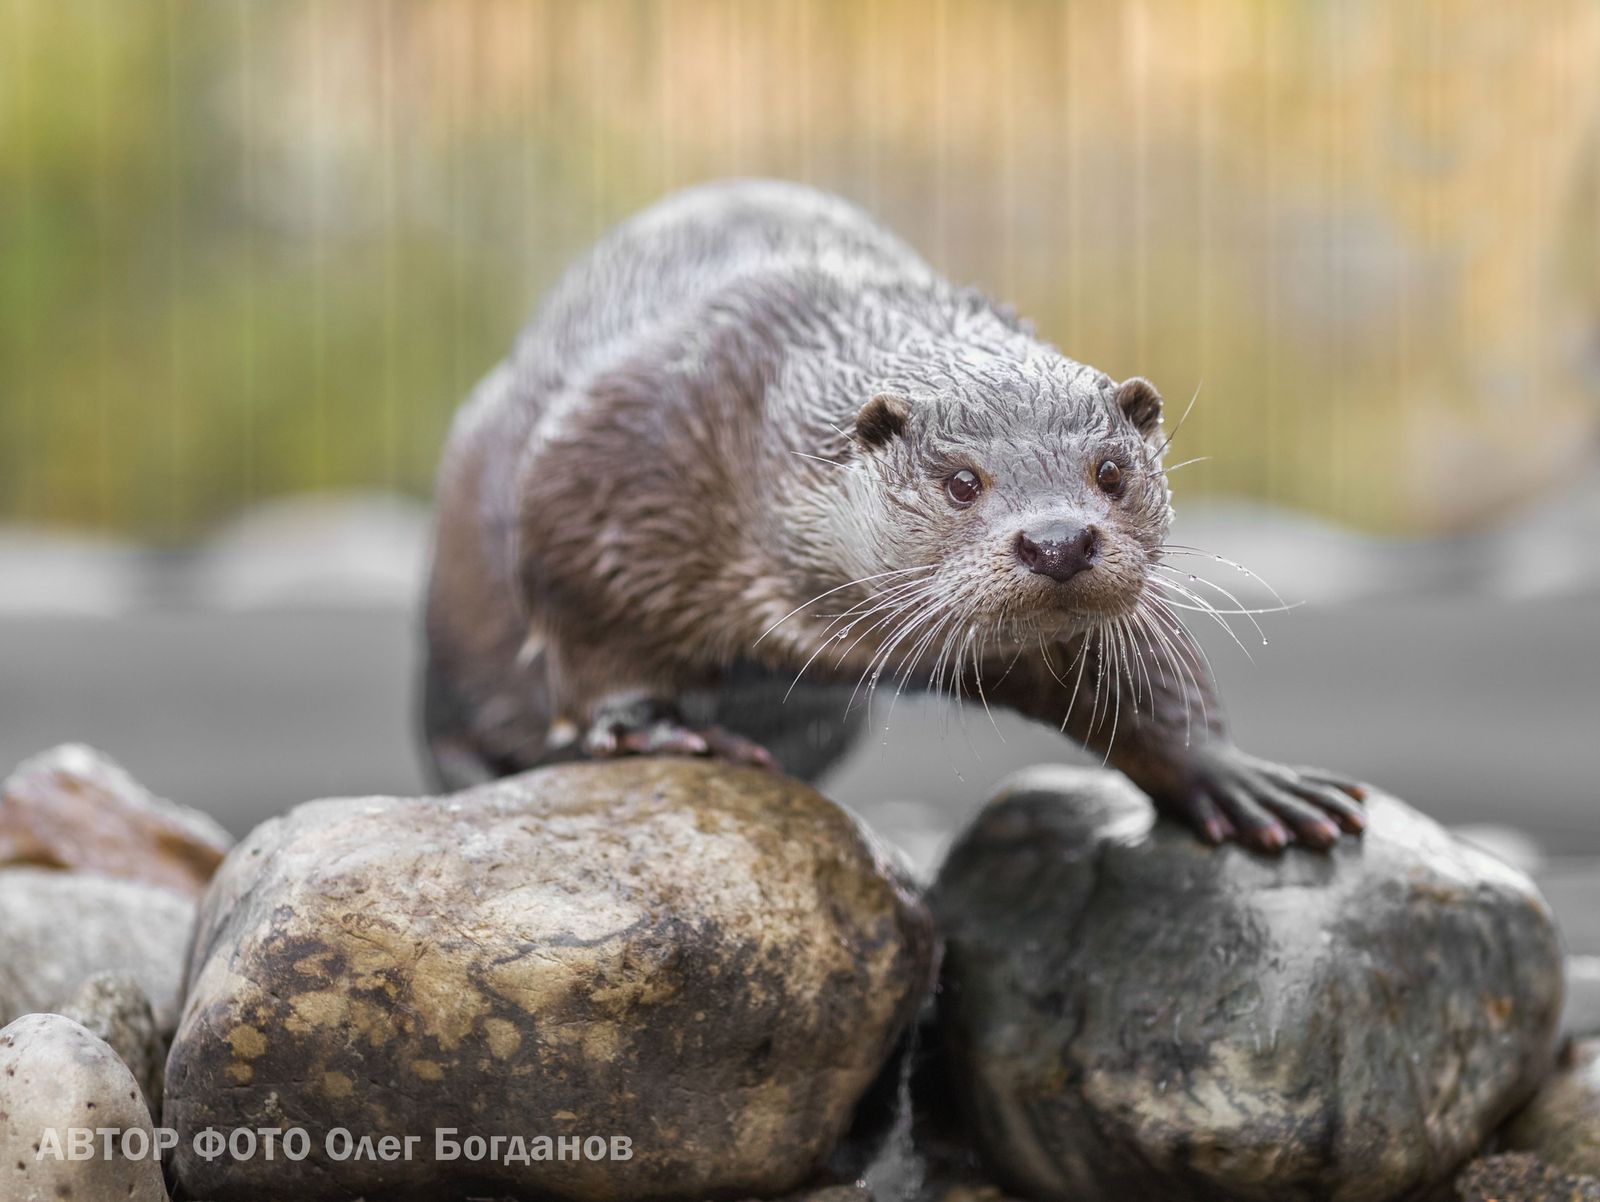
xmin=584 ymin=700 xmax=778 ymax=770
xmin=1160 ymin=747 xmax=1367 ymax=854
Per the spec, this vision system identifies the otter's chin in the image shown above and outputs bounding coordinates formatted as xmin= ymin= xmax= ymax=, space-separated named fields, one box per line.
xmin=1016 ymin=575 xmax=1144 ymax=628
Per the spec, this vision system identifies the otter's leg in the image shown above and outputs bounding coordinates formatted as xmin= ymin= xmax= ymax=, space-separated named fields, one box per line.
xmin=576 ymin=671 xmax=866 ymax=778
xmin=582 ymin=694 xmax=777 ymax=769
xmin=420 ymin=632 xmax=579 ymax=790
xmin=691 ymin=665 xmax=866 ymax=783
xmin=984 ymin=634 xmax=1367 ymax=853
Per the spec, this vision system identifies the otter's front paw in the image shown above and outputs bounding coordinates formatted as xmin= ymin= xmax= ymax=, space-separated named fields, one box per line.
xmin=1157 ymin=746 xmax=1367 ymax=854
xmin=583 ymin=699 xmax=778 ymax=770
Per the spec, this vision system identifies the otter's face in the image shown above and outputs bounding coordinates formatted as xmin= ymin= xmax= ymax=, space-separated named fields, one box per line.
xmin=842 ymin=373 xmax=1172 ymax=652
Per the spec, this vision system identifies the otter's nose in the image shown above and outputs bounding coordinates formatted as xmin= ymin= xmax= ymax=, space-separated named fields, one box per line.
xmin=1015 ymin=522 xmax=1099 ymax=583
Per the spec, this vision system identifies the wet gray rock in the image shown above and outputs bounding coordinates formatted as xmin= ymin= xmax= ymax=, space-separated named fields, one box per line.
xmin=0 ymin=1011 xmax=169 ymax=1202
xmin=165 ymin=758 xmax=934 ymax=1201
xmin=56 ymin=972 xmax=164 ymax=1112
xmin=933 ymin=765 xmax=1564 ymax=1202
xmin=1505 ymin=1038 xmax=1600 ymax=1178
xmin=0 ymin=867 xmax=195 ymax=1034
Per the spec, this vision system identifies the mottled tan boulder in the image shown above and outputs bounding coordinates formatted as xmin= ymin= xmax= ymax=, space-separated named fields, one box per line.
xmin=165 ymin=759 xmax=934 ymax=1201
xmin=1506 ymin=1039 xmax=1600 ymax=1178
xmin=1 ymin=743 xmax=231 ymax=898
xmin=0 ymin=1012 xmax=169 ymax=1202
xmin=933 ymin=766 xmax=1564 ymax=1202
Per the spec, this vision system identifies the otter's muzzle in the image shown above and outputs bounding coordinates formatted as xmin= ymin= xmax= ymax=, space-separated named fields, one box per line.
xmin=1015 ymin=521 xmax=1099 ymax=583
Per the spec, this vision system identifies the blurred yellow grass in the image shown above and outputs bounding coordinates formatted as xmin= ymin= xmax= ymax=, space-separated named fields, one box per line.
xmin=1 ymin=0 xmax=1596 ymax=540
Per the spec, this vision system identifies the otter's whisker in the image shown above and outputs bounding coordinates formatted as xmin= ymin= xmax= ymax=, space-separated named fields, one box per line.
xmin=1129 ymin=606 xmax=1173 ymax=713
xmin=1062 ymin=628 xmax=1093 ymax=735
xmin=1149 ymin=576 xmax=1256 ymax=662
xmin=785 ymin=575 xmax=942 ymax=701
xmin=1158 ymin=544 xmax=1290 ymax=609
xmin=1122 ymin=617 xmax=1146 ymax=711
xmin=1089 ymin=625 xmax=1110 ymax=735
xmin=927 ymin=604 xmax=973 ymax=706
xmin=1144 ymin=597 xmax=1214 ymax=739
xmin=1120 ymin=614 xmax=1154 ymax=716
xmin=967 ymin=627 xmax=1005 ymax=743
xmin=1151 ymin=380 xmax=1201 ymax=462
xmin=850 ymin=589 xmax=950 ymax=715
xmin=1037 ymin=634 xmax=1066 ymax=688
xmin=903 ymin=604 xmax=970 ymax=744
xmin=1152 ymin=563 xmax=1301 ymax=617
xmin=1137 ymin=606 xmax=1190 ymax=744
xmin=1099 ymin=626 xmax=1124 ymax=763
xmin=790 ymin=450 xmax=847 ymax=470
xmin=755 ymin=564 xmax=936 ymax=646
xmin=825 ymin=576 xmax=948 ymax=665
xmin=1128 ymin=608 xmax=1168 ymax=691
xmin=987 ymin=639 xmax=1029 ymax=690
xmin=876 ymin=603 xmax=957 ymax=722
xmin=1156 ymin=455 xmax=1212 ymax=476
xmin=824 ymin=585 xmax=946 ymax=705
xmin=1148 ymin=592 xmax=1304 ymax=618
xmin=884 ymin=600 xmax=963 ymax=730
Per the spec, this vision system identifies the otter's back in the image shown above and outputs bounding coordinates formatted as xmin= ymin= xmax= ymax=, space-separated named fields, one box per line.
xmin=510 ymin=179 xmax=933 ymax=405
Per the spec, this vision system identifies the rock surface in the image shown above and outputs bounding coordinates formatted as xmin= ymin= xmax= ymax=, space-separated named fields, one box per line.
xmin=0 ymin=1012 xmax=169 ymax=1202
xmin=932 ymin=766 xmax=1564 ymax=1202
xmin=165 ymin=758 xmax=935 ymax=1201
xmin=1457 ymin=1152 xmax=1600 ymax=1202
xmin=1 ymin=742 xmax=232 ymax=898
xmin=1505 ymin=1039 xmax=1600 ymax=1178
xmin=56 ymin=972 xmax=164 ymax=1112
xmin=0 ymin=867 xmax=195 ymax=1034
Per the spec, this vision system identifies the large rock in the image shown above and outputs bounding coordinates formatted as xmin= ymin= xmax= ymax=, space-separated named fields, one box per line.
xmin=1 ymin=742 xmax=232 ymax=898
xmin=165 ymin=759 xmax=935 ymax=1201
xmin=1505 ymin=1038 xmax=1600 ymax=1178
xmin=0 ymin=1012 xmax=169 ymax=1202
xmin=932 ymin=766 xmax=1564 ymax=1202
xmin=0 ymin=867 xmax=195 ymax=1034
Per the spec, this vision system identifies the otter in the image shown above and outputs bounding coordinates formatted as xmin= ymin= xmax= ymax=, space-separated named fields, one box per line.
xmin=423 ymin=180 xmax=1366 ymax=853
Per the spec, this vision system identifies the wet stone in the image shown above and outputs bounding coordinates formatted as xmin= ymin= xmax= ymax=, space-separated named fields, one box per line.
xmin=1505 ymin=1038 xmax=1600 ymax=1180
xmin=0 ymin=1011 xmax=169 ymax=1202
xmin=0 ymin=867 xmax=195 ymax=1037
xmin=1 ymin=742 xmax=231 ymax=899
xmin=932 ymin=765 xmax=1564 ymax=1202
xmin=1456 ymin=1152 xmax=1600 ymax=1202
xmin=164 ymin=758 xmax=935 ymax=1202
xmin=55 ymin=971 xmax=165 ymax=1113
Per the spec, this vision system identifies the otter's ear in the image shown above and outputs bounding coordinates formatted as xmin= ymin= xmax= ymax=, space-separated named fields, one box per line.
xmin=854 ymin=393 xmax=911 ymax=449
xmin=1115 ymin=377 xmax=1164 ymax=440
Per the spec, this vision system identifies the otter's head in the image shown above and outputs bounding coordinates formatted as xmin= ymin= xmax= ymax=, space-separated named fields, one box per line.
xmin=836 ymin=371 xmax=1172 ymax=654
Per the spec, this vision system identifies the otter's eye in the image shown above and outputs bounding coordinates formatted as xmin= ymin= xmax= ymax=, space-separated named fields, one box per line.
xmin=945 ymin=469 xmax=982 ymax=507
xmin=1096 ymin=460 xmax=1124 ymax=496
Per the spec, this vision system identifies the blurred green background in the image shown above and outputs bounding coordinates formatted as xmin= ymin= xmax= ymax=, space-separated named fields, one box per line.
xmin=2 ymin=0 xmax=1597 ymax=543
